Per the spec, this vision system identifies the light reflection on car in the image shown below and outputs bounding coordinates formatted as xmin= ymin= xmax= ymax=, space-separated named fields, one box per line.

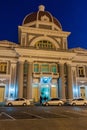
xmin=5 ymin=98 xmax=31 ymax=106
xmin=42 ymin=98 xmax=64 ymax=106
xmin=67 ymin=98 xmax=87 ymax=106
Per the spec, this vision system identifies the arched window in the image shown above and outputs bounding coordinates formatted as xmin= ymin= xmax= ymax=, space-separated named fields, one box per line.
xmin=35 ymin=40 xmax=55 ymax=49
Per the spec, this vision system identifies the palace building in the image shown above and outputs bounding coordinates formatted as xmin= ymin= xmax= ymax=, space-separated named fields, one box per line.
xmin=0 ymin=5 xmax=87 ymax=102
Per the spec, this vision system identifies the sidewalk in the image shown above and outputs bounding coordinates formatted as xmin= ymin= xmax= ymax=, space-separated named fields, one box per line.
xmin=0 ymin=102 xmax=5 ymax=107
xmin=34 ymin=102 xmax=42 ymax=106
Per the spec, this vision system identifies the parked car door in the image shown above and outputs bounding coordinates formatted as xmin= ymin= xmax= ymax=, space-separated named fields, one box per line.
xmin=19 ymin=98 xmax=26 ymax=105
xmin=13 ymin=98 xmax=19 ymax=105
xmin=77 ymin=98 xmax=84 ymax=105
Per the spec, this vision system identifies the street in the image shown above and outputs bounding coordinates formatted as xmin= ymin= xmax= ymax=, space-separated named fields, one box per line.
xmin=0 ymin=105 xmax=87 ymax=130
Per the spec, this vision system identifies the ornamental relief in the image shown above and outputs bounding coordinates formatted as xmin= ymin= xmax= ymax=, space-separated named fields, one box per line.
xmin=41 ymin=15 xmax=50 ymax=22
xmin=0 ymin=79 xmax=9 ymax=84
xmin=28 ymin=35 xmax=35 ymax=41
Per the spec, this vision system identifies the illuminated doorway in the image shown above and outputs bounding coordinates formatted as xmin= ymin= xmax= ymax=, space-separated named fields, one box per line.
xmin=40 ymin=77 xmax=51 ymax=103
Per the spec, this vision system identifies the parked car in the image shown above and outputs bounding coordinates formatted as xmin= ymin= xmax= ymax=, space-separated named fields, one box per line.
xmin=67 ymin=98 xmax=87 ymax=106
xmin=42 ymin=98 xmax=64 ymax=106
xmin=5 ymin=98 xmax=31 ymax=106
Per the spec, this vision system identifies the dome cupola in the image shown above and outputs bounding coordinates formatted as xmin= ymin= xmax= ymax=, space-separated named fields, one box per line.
xmin=22 ymin=5 xmax=62 ymax=31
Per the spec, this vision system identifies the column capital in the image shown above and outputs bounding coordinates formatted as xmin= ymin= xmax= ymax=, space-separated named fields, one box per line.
xmin=66 ymin=63 xmax=72 ymax=67
xmin=24 ymin=59 xmax=33 ymax=64
xmin=18 ymin=61 xmax=24 ymax=64
xmin=58 ymin=62 xmax=64 ymax=65
xmin=10 ymin=61 xmax=17 ymax=64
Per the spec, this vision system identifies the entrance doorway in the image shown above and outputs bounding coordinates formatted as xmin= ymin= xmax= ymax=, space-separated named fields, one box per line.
xmin=40 ymin=84 xmax=50 ymax=103
xmin=40 ymin=77 xmax=51 ymax=103
xmin=80 ymin=87 xmax=85 ymax=99
xmin=0 ymin=86 xmax=5 ymax=102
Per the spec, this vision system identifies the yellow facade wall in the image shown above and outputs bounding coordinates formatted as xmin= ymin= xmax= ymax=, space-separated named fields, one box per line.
xmin=32 ymin=87 xmax=39 ymax=102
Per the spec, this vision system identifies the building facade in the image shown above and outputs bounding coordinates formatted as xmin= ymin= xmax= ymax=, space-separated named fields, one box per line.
xmin=0 ymin=5 xmax=87 ymax=102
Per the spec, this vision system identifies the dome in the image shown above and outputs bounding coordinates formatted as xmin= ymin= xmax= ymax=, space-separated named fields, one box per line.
xmin=22 ymin=5 xmax=62 ymax=30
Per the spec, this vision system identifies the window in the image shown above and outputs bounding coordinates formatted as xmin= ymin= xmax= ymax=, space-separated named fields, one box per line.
xmin=51 ymin=64 xmax=57 ymax=73
xmin=20 ymin=98 xmax=25 ymax=101
xmin=34 ymin=64 xmax=39 ymax=72
xmin=41 ymin=64 xmax=49 ymax=72
xmin=0 ymin=63 xmax=7 ymax=74
xmin=78 ymin=67 xmax=84 ymax=77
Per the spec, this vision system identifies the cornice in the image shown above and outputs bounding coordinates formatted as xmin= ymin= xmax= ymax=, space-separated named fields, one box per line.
xmin=0 ymin=40 xmax=18 ymax=47
xmin=18 ymin=26 xmax=70 ymax=37
xmin=15 ymin=48 xmax=75 ymax=60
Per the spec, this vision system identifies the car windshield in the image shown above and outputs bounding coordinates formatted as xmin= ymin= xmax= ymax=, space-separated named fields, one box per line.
xmin=72 ymin=98 xmax=84 ymax=101
xmin=14 ymin=98 xmax=25 ymax=101
xmin=15 ymin=99 xmax=19 ymax=101
xmin=77 ymin=98 xmax=84 ymax=101
xmin=51 ymin=98 xmax=60 ymax=101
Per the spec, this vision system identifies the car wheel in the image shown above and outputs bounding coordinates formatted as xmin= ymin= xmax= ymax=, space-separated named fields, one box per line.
xmin=23 ymin=103 xmax=27 ymax=106
xmin=72 ymin=103 xmax=76 ymax=106
xmin=8 ymin=103 xmax=12 ymax=106
xmin=58 ymin=103 xmax=62 ymax=106
xmin=45 ymin=103 xmax=49 ymax=106
xmin=84 ymin=103 xmax=87 ymax=106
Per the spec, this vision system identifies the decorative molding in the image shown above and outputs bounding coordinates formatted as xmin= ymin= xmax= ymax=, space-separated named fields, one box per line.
xmin=41 ymin=15 xmax=50 ymax=22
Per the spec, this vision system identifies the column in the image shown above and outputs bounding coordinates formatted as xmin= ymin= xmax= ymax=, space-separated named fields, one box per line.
xmin=72 ymin=67 xmax=77 ymax=98
xmin=27 ymin=62 xmax=33 ymax=99
xmin=9 ymin=61 xmax=17 ymax=98
xmin=58 ymin=63 xmax=66 ymax=99
xmin=18 ymin=61 xmax=24 ymax=98
xmin=67 ymin=64 xmax=73 ymax=99
xmin=12 ymin=63 xmax=17 ymax=84
xmin=85 ymin=66 xmax=87 ymax=77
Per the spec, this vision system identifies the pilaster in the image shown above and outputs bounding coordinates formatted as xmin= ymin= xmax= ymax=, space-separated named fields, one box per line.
xmin=27 ymin=62 xmax=33 ymax=99
xmin=18 ymin=61 xmax=24 ymax=98
xmin=67 ymin=64 xmax=73 ymax=99
xmin=10 ymin=61 xmax=17 ymax=98
xmin=58 ymin=63 xmax=66 ymax=99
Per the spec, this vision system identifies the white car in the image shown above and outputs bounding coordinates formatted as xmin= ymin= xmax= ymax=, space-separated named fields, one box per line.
xmin=67 ymin=98 xmax=87 ymax=106
xmin=42 ymin=98 xmax=64 ymax=106
xmin=6 ymin=98 xmax=31 ymax=106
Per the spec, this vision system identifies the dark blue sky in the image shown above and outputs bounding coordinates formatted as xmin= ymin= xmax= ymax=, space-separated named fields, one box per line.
xmin=0 ymin=0 xmax=87 ymax=49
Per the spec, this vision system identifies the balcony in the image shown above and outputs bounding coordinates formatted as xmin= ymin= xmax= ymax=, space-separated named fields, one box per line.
xmin=33 ymin=72 xmax=59 ymax=78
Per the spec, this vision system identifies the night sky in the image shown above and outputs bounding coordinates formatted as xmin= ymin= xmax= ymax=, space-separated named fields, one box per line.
xmin=0 ymin=0 xmax=87 ymax=49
